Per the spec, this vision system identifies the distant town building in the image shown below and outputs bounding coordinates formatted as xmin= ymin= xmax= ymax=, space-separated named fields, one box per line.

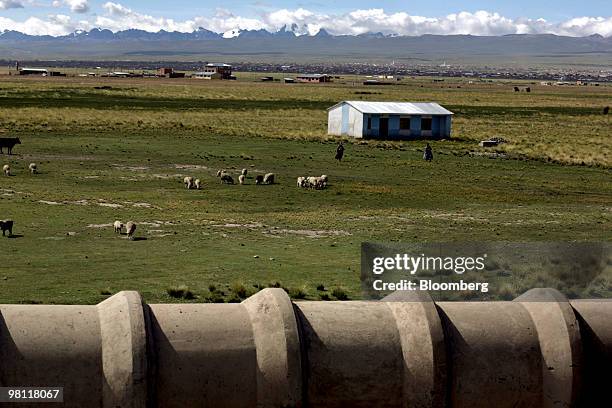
xmin=201 ymin=63 xmax=234 ymax=79
xmin=296 ymin=74 xmax=331 ymax=83
xmin=19 ymin=68 xmax=65 ymax=76
xmin=193 ymin=71 xmax=222 ymax=80
xmin=157 ymin=68 xmax=185 ymax=78
xmin=363 ymin=80 xmax=392 ymax=86
xmin=327 ymin=101 xmax=453 ymax=139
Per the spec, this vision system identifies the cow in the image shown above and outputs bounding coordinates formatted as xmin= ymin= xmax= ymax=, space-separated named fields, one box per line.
xmin=0 ymin=138 xmax=21 ymax=155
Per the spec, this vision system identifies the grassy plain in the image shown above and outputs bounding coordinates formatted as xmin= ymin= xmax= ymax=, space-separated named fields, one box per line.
xmin=0 ymin=74 xmax=610 ymax=304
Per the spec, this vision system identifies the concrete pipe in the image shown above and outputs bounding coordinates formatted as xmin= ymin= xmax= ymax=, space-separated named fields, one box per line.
xmin=1 ymin=288 xmax=611 ymax=407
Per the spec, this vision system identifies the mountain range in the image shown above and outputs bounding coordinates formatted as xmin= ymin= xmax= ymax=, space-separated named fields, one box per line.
xmin=1 ymin=26 xmax=610 ymax=63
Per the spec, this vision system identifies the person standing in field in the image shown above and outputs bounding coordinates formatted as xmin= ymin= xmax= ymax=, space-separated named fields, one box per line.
xmin=335 ymin=142 xmax=345 ymax=161
xmin=424 ymin=143 xmax=433 ymax=161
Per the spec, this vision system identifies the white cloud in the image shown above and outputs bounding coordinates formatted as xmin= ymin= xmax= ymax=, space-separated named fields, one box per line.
xmin=65 ymin=0 xmax=89 ymax=14
xmin=0 ymin=0 xmax=24 ymax=9
xmin=0 ymin=5 xmax=610 ymax=37
xmin=0 ymin=15 xmax=83 ymax=36
xmin=50 ymin=0 xmax=90 ymax=13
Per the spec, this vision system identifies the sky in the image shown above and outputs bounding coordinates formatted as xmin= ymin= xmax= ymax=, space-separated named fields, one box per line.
xmin=0 ymin=0 xmax=611 ymax=37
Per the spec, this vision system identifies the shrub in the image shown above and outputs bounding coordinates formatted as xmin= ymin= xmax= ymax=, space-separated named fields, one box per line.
xmin=316 ymin=284 xmax=326 ymax=291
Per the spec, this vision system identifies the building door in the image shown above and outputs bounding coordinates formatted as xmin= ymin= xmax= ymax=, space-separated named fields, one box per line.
xmin=379 ymin=117 xmax=389 ymax=138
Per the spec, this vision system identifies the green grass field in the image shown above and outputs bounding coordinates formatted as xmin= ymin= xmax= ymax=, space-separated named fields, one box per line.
xmin=0 ymin=74 xmax=610 ymax=304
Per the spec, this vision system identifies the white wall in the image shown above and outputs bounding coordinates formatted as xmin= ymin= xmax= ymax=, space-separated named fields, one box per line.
xmin=347 ymin=105 xmax=364 ymax=138
xmin=327 ymin=106 xmax=343 ymax=136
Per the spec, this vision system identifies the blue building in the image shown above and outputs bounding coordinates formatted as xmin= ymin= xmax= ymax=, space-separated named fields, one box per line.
xmin=327 ymin=101 xmax=453 ymax=139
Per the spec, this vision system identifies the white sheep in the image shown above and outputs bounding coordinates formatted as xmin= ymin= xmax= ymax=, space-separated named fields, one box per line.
xmin=239 ymin=174 xmax=245 ymax=184
xmin=318 ymin=174 xmax=328 ymax=189
xmin=183 ymin=176 xmax=194 ymax=189
xmin=306 ymin=176 xmax=319 ymax=188
xmin=2 ymin=164 xmax=10 ymax=176
xmin=113 ymin=220 xmax=123 ymax=234
xmin=241 ymin=168 xmax=248 ymax=176
xmin=297 ymin=176 xmax=306 ymax=187
xmin=194 ymin=179 xmax=201 ymax=189
xmin=29 ymin=163 xmax=37 ymax=174
xmin=126 ymin=221 xmax=137 ymax=240
xmin=263 ymin=173 xmax=275 ymax=184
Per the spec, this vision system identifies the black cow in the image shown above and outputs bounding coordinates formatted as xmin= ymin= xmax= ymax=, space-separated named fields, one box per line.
xmin=0 ymin=138 xmax=21 ymax=154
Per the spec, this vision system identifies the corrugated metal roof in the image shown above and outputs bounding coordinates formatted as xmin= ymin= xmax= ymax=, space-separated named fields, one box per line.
xmin=329 ymin=101 xmax=453 ymax=115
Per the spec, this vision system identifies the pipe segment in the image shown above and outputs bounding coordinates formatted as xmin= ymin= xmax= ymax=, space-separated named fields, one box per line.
xmin=1 ymin=288 xmax=610 ymax=407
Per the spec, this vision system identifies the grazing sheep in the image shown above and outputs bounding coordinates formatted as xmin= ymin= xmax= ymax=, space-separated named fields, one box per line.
xmin=241 ymin=168 xmax=248 ymax=176
xmin=302 ymin=176 xmax=327 ymax=189
xmin=263 ymin=173 xmax=275 ymax=184
xmin=0 ymin=219 xmax=13 ymax=237
xmin=220 ymin=174 xmax=234 ymax=184
xmin=297 ymin=176 xmax=306 ymax=187
xmin=194 ymin=179 xmax=201 ymax=189
xmin=2 ymin=164 xmax=9 ymax=176
xmin=183 ymin=176 xmax=194 ymax=189
xmin=239 ymin=174 xmax=245 ymax=185
xmin=113 ymin=220 xmax=124 ymax=234
xmin=126 ymin=221 xmax=137 ymax=240
xmin=255 ymin=175 xmax=264 ymax=184
xmin=29 ymin=163 xmax=37 ymax=174
xmin=215 ymin=169 xmax=234 ymax=185
xmin=306 ymin=176 xmax=319 ymax=188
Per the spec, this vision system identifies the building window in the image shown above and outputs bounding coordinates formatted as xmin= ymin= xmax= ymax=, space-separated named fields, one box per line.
xmin=367 ymin=117 xmax=372 ymax=130
xmin=399 ymin=118 xmax=410 ymax=130
xmin=421 ymin=118 xmax=432 ymax=131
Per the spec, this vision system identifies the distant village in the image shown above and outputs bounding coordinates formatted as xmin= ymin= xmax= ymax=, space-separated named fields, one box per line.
xmin=10 ymin=62 xmax=340 ymax=84
xmin=3 ymin=60 xmax=611 ymax=84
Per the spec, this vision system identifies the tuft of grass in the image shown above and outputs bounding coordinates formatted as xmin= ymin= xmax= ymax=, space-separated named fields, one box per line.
xmin=205 ymin=292 xmax=225 ymax=303
xmin=331 ymin=287 xmax=349 ymax=301
xmin=100 ymin=288 xmax=112 ymax=296
xmin=231 ymin=282 xmax=248 ymax=299
xmin=287 ymin=287 xmax=308 ymax=300
xmin=167 ymin=284 xmax=196 ymax=300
